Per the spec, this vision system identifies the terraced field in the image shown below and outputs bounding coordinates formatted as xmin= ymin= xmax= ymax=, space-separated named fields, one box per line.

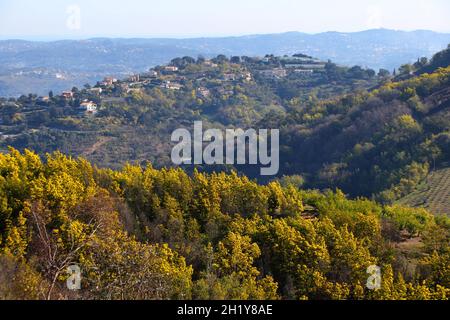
xmin=397 ymin=166 xmax=450 ymax=216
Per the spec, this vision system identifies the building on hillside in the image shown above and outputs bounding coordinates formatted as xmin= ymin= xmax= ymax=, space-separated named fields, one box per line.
xmin=1 ymin=101 xmax=20 ymax=108
xmin=294 ymin=63 xmax=326 ymax=70
xmin=79 ymin=101 xmax=97 ymax=114
xmin=242 ymin=72 xmax=252 ymax=82
xmin=128 ymin=80 xmax=145 ymax=88
xmin=161 ymin=81 xmax=183 ymax=90
xmin=88 ymin=87 xmax=103 ymax=95
xmin=204 ymin=60 xmax=218 ymax=68
xmin=258 ymin=68 xmax=287 ymax=79
xmin=223 ymin=73 xmax=237 ymax=81
xmin=281 ymin=55 xmax=326 ymax=71
xmin=37 ymin=96 xmax=50 ymax=104
xmin=217 ymin=87 xmax=234 ymax=96
xmin=118 ymin=83 xmax=130 ymax=91
xmin=61 ymin=91 xmax=74 ymax=99
xmin=197 ymin=87 xmax=211 ymax=98
xmin=128 ymin=74 xmax=140 ymax=82
xmin=294 ymin=69 xmax=314 ymax=74
xmin=101 ymin=77 xmax=118 ymax=87
xmin=164 ymin=66 xmax=179 ymax=72
xmin=141 ymin=70 xmax=158 ymax=78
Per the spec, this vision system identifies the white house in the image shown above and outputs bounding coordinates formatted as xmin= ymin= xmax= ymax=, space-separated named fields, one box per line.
xmin=61 ymin=91 xmax=74 ymax=99
xmin=79 ymin=101 xmax=98 ymax=114
xmin=101 ymin=77 xmax=118 ymax=87
xmin=161 ymin=81 xmax=183 ymax=90
xmin=197 ymin=87 xmax=211 ymax=98
xmin=164 ymin=66 xmax=179 ymax=72
xmin=258 ymin=68 xmax=287 ymax=79
xmin=88 ymin=87 xmax=103 ymax=95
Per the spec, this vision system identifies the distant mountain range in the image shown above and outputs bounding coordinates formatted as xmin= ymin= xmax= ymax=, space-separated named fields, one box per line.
xmin=1 ymin=29 xmax=450 ymax=97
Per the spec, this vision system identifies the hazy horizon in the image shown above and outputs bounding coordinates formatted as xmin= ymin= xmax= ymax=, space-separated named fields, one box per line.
xmin=1 ymin=0 xmax=449 ymax=40
xmin=1 ymin=28 xmax=450 ymax=42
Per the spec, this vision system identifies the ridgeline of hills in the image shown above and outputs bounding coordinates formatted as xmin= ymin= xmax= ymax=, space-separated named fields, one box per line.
xmin=1 ymin=29 xmax=450 ymax=96
xmin=1 ymin=44 xmax=449 ymax=216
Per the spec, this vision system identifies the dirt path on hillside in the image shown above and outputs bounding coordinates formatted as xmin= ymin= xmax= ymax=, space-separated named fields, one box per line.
xmin=83 ymin=136 xmax=113 ymax=156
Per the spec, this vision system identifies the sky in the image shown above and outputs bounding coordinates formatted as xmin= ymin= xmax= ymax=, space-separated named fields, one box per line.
xmin=0 ymin=0 xmax=449 ymax=40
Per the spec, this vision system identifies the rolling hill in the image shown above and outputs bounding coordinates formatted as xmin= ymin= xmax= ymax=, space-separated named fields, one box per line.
xmin=1 ymin=45 xmax=449 ymax=208
xmin=1 ymin=29 xmax=450 ymax=96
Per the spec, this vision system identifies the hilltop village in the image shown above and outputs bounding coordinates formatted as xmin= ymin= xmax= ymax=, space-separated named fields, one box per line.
xmin=0 ymin=53 xmax=381 ymax=124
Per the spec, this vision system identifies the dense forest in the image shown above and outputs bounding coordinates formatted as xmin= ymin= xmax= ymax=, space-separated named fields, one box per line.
xmin=0 ymin=45 xmax=449 ymax=300
xmin=0 ymin=149 xmax=449 ymax=300
xmin=1 ymin=46 xmax=449 ymax=210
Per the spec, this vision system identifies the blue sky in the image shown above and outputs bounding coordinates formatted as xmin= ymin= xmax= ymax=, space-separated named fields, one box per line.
xmin=0 ymin=0 xmax=449 ymax=39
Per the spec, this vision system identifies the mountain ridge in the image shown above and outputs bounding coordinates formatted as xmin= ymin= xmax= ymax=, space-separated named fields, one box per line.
xmin=1 ymin=29 xmax=450 ymax=97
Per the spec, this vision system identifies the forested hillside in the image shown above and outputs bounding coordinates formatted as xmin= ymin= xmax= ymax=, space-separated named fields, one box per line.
xmin=1 ymin=46 xmax=449 ymax=212
xmin=0 ymin=150 xmax=449 ymax=300
xmin=2 ymin=29 xmax=449 ymax=97
xmin=277 ymin=62 xmax=450 ymax=204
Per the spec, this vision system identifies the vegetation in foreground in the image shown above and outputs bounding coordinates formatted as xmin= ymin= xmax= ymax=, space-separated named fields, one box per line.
xmin=0 ymin=149 xmax=449 ymax=300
